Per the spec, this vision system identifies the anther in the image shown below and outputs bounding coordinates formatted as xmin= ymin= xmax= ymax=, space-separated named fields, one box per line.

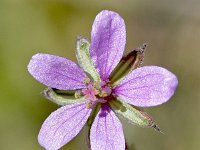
xmin=74 ymin=90 xmax=82 ymax=98
xmin=99 ymin=90 xmax=107 ymax=97
xmin=86 ymin=102 xmax=92 ymax=108
xmin=83 ymin=78 xmax=91 ymax=84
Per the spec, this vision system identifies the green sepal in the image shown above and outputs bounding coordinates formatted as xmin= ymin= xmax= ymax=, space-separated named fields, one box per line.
xmin=87 ymin=103 xmax=101 ymax=127
xmin=109 ymin=98 xmax=161 ymax=132
xmin=41 ymin=88 xmax=86 ymax=106
xmin=85 ymin=104 xmax=101 ymax=148
xmin=110 ymin=43 xmax=147 ymax=85
xmin=76 ymin=36 xmax=101 ymax=82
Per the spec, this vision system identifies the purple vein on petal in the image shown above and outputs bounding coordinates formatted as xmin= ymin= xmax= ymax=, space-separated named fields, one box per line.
xmin=95 ymin=114 xmax=101 ymax=146
xmin=52 ymin=107 xmax=86 ymax=137
xmin=116 ymin=92 xmax=151 ymax=100
xmin=90 ymin=105 xmax=125 ymax=150
xmin=103 ymin=18 xmax=111 ymax=80
xmin=104 ymin=116 xmax=108 ymax=150
xmin=61 ymin=109 xmax=90 ymax=145
xmin=90 ymin=10 xmax=126 ymax=80
xmin=110 ymin=112 xmax=117 ymax=132
xmin=115 ymin=73 xmax=162 ymax=89
xmin=28 ymin=53 xmax=87 ymax=90
xmin=49 ymin=103 xmax=86 ymax=129
xmin=42 ymin=104 xmax=86 ymax=145
xmin=114 ymin=66 xmax=178 ymax=107
xmin=106 ymin=28 xmax=124 ymax=78
xmin=44 ymin=71 xmax=83 ymax=85
xmin=38 ymin=102 xmax=92 ymax=150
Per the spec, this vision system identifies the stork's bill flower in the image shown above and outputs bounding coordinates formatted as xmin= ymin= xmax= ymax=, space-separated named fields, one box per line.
xmin=28 ymin=10 xmax=178 ymax=150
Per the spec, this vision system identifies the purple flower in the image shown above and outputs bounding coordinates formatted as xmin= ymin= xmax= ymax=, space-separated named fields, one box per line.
xmin=28 ymin=10 xmax=178 ymax=150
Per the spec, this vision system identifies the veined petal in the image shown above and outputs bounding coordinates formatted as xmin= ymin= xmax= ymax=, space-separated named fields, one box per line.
xmin=90 ymin=104 xmax=125 ymax=150
xmin=28 ymin=53 xmax=87 ymax=90
xmin=114 ymin=66 xmax=178 ymax=107
xmin=90 ymin=10 xmax=126 ymax=80
xmin=38 ymin=102 xmax=92 ymax=150
xmin=76 ymin=36 xmax=101 ymax=82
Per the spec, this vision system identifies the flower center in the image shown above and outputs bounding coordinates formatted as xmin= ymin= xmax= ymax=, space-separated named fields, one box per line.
xmin=79 ymin=78 xmax=112 ymax=108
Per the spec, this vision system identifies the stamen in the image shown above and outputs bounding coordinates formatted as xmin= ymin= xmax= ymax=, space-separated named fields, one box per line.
xmin=83 ymin=78 xmax=91 ymax=84
xmin=86 ymin=102 xmax=93 ymax=108
xmin=74 ymin=90 xmax=82 ymax=98
xmin=99 ymin=90 xmax=107 ymax=97
xmin=101 ymin=86 xmax=112 ymax=96
xmin=81 ymin=80 xmax=113 ymax=108
xmin=93 ymin=82 xmax=101 ymax=90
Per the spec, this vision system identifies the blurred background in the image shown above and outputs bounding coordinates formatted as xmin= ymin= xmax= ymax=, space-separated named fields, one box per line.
xmin=0 ymin=0 xmax=200 ymax=149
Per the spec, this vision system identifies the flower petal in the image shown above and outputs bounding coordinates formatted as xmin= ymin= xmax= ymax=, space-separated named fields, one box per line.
xmin=38 ymin=102 xmax=91 ymax=150
xmin=28 ymin=53 xmax=87 ymax=90
xmin=90 ymin=104 xmax=125 ymax=150
xmin=90 ymin=10 xmax=126 ymax=80
xmin=114 ymin=66 xmax=178 ymax=107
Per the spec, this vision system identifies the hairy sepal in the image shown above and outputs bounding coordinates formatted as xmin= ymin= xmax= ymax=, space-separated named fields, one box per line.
xmin=109 ymin=98 xmax=161 ymax=132
xmin=76 ymin=36 xmax=101 ymax=82
xmin=110 ymin=43 xmax=147 ymax=85
xmin=41 ymin=88 xmax=86 ymax=106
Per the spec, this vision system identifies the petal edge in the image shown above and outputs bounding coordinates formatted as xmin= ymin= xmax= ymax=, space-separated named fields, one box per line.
xmin=90 ymin=10 xmax=126 ymax=80
xmin=90 ymin=104 xmax=125 ymax=150
xmin=28 ymin=53 xmax=87 ymax=90
xmin=38 ymin=102 xmax=91 ymax=150
xmin=114 ymin=66 xmax=178 ymax=107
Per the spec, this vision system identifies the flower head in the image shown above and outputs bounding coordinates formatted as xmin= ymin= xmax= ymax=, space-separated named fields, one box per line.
xmin=28 ymin=10 xmax=178 ymax=150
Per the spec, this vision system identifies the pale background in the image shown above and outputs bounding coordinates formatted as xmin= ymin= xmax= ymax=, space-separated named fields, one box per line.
xmin=0 ymin=0 xmax=200 ymax=149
